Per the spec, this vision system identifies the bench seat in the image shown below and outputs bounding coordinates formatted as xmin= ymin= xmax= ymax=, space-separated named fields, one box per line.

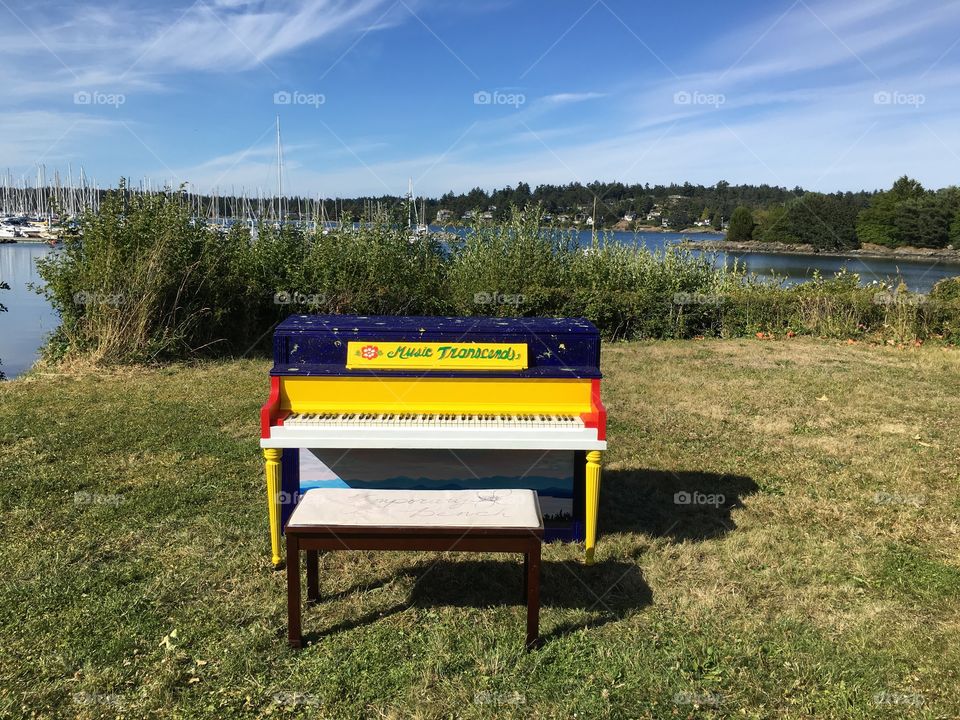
xmin=284 ymin=488 xmax=544 ymax=649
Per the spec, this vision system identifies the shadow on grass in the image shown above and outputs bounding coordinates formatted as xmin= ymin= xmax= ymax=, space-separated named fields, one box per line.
xmin=601 ymin=468 xmax=759 ymax=542
xmin=297 ymin=558 xmax=651 ymax=644
xmin=292 ymin=469 xmax=756 ymax=645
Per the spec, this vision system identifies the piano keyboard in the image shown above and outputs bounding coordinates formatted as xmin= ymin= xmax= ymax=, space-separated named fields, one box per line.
xmin=284 ymin=412 xmax=585 ymax=429
xmin=263 ymin=411 xmax=604 ymax=450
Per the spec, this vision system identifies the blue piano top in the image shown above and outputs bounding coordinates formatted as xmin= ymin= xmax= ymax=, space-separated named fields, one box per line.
xmin=271 ymin=314 xmax=601 ymax=378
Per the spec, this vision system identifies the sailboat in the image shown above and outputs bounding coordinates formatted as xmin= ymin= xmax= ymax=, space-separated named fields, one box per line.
xmin=418 ymin=196 xmax=428 ymax=236
xmin=407 ymin=178 xmax=428 ymax=242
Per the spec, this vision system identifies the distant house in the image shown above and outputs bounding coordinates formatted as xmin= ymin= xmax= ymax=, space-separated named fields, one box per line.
xmin=623 ymin=212 xmax=637 ymax=222
xmin=462 ymin=210 xmax=477 ymax=220
xmin=481 ymin=210 xmax=494 ymax=220
xmin=435 ymin=209 xmax=454 ymax=223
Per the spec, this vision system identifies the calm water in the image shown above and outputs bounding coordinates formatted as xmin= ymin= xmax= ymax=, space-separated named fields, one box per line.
xmin=0 ymin=244 xmax=57 ymax=379
xmin=576 ymin=230 xmax=960 ymax=290
xmin=2 ymin=233 xmax=959 ymax=379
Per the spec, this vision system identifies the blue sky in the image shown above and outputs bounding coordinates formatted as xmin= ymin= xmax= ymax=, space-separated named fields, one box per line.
xmin=3 ymin=0 xmax=960 ymax=197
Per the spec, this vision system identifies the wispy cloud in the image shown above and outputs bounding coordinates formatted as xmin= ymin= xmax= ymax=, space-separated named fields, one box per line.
xmin=136 ymin=0 xmax=404 ymax=72
xmin=0 ymin=0 xmax=410 ymax=100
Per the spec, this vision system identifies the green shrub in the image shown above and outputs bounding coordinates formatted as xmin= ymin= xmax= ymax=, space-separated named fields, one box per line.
xmin=930 ymin=277 xmax=960 ymax=342
xmin=36 ymin=185 xmax=213 ymax=362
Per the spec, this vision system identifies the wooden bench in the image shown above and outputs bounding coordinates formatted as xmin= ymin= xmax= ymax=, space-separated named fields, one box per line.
xmin=284 ymin=488 xmax=544 ymax=650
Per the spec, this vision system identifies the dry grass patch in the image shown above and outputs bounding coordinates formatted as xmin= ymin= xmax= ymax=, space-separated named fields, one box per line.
xmin=2 ymin=339 xmax=960 ymax=718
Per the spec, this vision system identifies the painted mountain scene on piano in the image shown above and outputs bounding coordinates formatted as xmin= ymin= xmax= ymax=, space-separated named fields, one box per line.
xmin=298 ymin=448 xmax=579 ymax=538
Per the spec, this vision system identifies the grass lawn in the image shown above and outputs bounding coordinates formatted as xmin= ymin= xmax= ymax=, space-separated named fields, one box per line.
xmin=2 ymin=338 xmax=959 ymax=719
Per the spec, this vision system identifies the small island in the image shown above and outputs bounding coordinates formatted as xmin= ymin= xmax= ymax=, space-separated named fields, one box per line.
xmin=681 ymin=238 xmax=960 ymax=262
xmin=673 ymin=176 xmax=960 ymax=262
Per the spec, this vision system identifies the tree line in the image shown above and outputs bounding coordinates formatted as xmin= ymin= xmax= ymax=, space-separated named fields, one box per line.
xmin=725 ymin=176 xmax=960 ymax=251
xmin=29 ymin=175 xmax=959 ymax=250
xmin=266 ymin=180 xmax=811 ymax=229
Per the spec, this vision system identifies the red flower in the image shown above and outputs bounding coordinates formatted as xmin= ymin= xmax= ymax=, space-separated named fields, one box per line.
xmin=360 ymin=345 xmax=380 ymax=360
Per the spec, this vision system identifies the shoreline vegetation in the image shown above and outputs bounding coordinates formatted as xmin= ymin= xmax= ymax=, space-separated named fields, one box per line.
xmin=29 ymin=186 xmax=960 ymax=368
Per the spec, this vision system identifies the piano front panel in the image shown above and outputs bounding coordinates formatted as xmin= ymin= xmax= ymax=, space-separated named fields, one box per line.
xmin=277 ymin=376 xmax=595 ymax=415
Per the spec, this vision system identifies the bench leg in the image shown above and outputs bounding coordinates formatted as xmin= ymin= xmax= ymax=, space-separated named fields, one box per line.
xmin=287 ymin=535 xmax=302 ymax=649
xmin=306 ymin=550 xmax=319 ymax=602
xmin=525 ymin=544 xmax=541 ymax=650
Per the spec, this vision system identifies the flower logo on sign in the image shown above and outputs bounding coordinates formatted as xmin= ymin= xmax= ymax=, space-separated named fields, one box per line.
xmin=360 ymin=345 xmax=380 ymax=360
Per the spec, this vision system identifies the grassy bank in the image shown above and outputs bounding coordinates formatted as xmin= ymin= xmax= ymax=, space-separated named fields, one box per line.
xmin=2 ymin=338 xmax=959 ymax=718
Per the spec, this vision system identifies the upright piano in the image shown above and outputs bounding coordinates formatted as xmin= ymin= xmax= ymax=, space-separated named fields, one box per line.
xmin=260 ymin=314 xmax=607 ymax=566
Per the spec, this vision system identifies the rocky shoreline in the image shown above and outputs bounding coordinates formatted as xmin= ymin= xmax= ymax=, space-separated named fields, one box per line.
xmin=679 ymin=239 xmax=960 ymax=263
xmin=609 ymin=220 xmax=721 ymax=233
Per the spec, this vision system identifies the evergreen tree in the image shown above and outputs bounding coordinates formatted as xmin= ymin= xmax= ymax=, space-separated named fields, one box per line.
xmin=727 ymin=206 xmax=755 ymax=241
xmin=759 ymin=193 xmax=859 ymax=250
xmin=856 ymin=176 xmax=927 ymax=247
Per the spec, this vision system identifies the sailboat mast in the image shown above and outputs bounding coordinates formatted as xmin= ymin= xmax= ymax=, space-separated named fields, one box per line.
xmin=276 ymin=115 xmax=284 ymax=222
xmin=408 ymin=178 xmax=414 ymax=229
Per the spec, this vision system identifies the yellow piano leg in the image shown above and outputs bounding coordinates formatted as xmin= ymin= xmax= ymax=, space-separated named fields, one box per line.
xmin=585 ymin=450 xmax=603 ymax=564
xmin=263 ymin=448 xmax=283 ymax=568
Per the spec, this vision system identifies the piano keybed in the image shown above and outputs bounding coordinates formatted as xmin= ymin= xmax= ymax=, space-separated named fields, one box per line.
xmin=284 ymin=412 xmax=586 ymax=430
